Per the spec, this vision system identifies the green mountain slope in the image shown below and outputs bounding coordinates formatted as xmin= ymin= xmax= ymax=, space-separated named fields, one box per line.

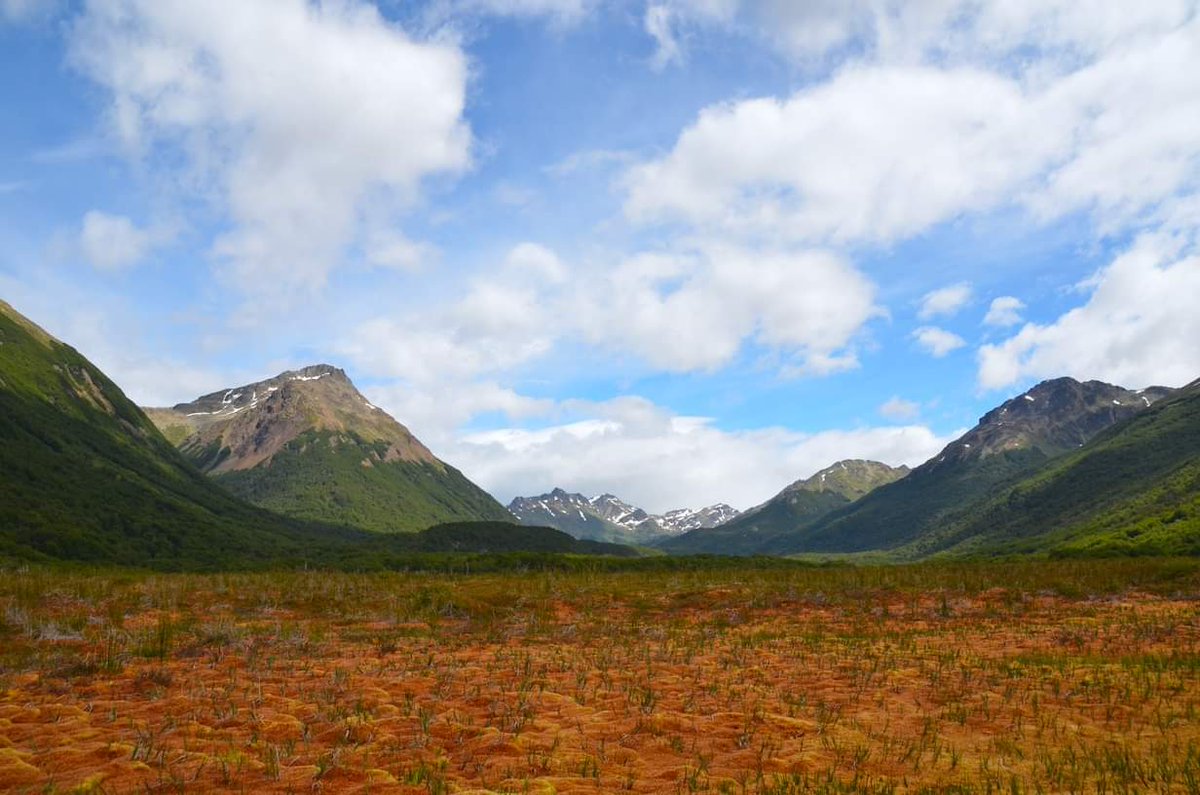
xmin=660 ymin=460 xmax=908 ymax=555
xmin=0 ymin=300 xmax=632 ymax=569
xmin=910 ymin=379 xmax=1200 ymax=558
xmin=763 ymin=378 xmax=1174 ymax=556
xmin=146 ymin=366 xmax=513 ymax=532
xmin=0 ymin=299 xmax=354 ymax=569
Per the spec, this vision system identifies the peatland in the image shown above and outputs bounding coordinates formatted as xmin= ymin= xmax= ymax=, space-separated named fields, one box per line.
xmin=1 ymin=557 xmax=1198 ymax=793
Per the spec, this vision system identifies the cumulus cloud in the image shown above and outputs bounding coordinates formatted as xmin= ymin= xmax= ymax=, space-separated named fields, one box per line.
xmin=446 ymin=395 xmax=954 ymax=510
xmin=879 ymin=396 xmax=920 ymax=421
xmin=978 ymin=236 xmax=1200 ymax=391
xmin=451 ymin=396 xmax=955 ymax=511
xmin=623 ymin=66 xmax=1055 ymax=241
xmin=918 ymin=282 xmax=972 ymax=320
xmin=342 ymin=240 xmax=879 ymax=387
xmin=79 ymin=211 xmax=159 ymax=271
xmin=70 ymin=0 xmax=470 ymax=296
xmin=574 ymin=243 xmax=879 ymax=374
xmin=363 ymin=381 xmax=555 ymax=450
xmin=339 ymin=243 xmax=562 ymax=385
xmin=622 ymin=18 xmax=1200 ymax=245
xmin=912 ymin=326 xmax=966 ymax=357
xmin=983 ymin=296 xmax=1025 ymax=327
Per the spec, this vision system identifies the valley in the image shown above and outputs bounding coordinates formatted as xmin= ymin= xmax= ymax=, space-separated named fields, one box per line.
xmin=2 ymin=560 xmax=1197 ymax=794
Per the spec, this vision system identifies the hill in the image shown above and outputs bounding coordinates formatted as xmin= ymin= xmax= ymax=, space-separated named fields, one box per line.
xmin=909 ymin=378 xmax=1200 ymax=558
xmin=763 ymin=378 xmax=1174 ymax=555
xmin=0 ymin=299 xmax=362 ymax=569
xmin=0 ymin=300 xmax=633 ymax=569
xmin=145 ymin=366 xmax=512 ymax=532
xmin=659 ymin=460 xmax=908 ymax=554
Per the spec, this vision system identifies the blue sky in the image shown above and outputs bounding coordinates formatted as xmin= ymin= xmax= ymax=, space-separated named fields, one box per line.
xmin=2 ymin=0 xmax=1198 ymax=511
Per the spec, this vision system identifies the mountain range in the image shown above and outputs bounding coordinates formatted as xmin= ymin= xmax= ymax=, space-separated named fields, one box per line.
xmin=0 ymin=299 xmax=629 ymax=568
xmin=508 ymin=489 xmax=739 ymax=544
xmin=1 ymin=295 xmax=1197 ymax=568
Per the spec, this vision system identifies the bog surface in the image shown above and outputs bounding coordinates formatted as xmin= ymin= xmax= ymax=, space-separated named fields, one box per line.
xmin=1 ymin=561 xmax=1198 ymax=794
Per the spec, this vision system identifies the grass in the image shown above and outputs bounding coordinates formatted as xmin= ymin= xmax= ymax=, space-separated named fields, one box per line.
xmin=1 ymin=558 xmax=1199 ymax=793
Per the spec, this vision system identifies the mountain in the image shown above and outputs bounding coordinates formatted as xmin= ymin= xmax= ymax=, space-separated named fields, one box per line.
xmin=0 ymin=299 xmax=636 ymax=568
xmin=908 ymin=378 xmax=1200 ymax=558
xmin=145 ymin=366 xmax=513 ymax=533
xmin=762 ymin=377 xmax=1174 ymax=556
xmin=0 ymin=299 xmax=362 ymax=568
xmin=658 ymin=460 xmax=909 ymax=554
xmin=508 ymin=488 xmax=739 ymax=544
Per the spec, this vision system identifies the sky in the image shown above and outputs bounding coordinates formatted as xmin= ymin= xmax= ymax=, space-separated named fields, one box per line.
xmin=1 ymin=0 xmax=1198 ymax=513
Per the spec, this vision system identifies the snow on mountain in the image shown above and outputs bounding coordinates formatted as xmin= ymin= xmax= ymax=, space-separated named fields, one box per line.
xmin=507 ymin=488 xmax=740 ymax=543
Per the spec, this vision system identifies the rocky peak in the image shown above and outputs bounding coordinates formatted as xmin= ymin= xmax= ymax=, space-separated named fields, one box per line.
xmin=929 ymin=377 xmax=1174 ymax=468
xmin=146 ymin=364 xmax=438 ymax=473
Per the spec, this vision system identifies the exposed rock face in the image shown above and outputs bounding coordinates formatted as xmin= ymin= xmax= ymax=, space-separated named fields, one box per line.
xmin=146 ymin=365 xmax=438 ymax=474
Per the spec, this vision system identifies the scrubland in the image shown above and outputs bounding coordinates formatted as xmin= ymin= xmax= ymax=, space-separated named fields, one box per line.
xmin=1 ymin=559 xmax=1198 ymax=793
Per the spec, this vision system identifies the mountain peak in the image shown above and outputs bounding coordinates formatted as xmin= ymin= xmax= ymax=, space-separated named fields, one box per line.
xmin=147 ymin=364 xmax=439 ymax=474
xmin=930 ymin=377 xmax=1175 ymax=468
xmin=143 ymin=363 xmax=512 ymax=532
xmin=786 ymin=459 xmax=910 ymax=501
xmin=508 ymin=490 xmax=740 ymax=542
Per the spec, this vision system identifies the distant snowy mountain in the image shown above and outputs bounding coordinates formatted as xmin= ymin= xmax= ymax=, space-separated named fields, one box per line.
xmin=508 ymin=488 xmax=739 ymax=544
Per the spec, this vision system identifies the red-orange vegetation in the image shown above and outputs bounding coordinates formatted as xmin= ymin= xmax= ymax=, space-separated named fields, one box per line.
xmin=1 ymin=561 xmax=1198 ymax=793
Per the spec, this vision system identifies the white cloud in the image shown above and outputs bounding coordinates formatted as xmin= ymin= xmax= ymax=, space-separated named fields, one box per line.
xmin=70 ymin=0 xmax=470 ymax=296
xmin=978 ymin=236 xmax=1200 ymax=391
xmin=343 ymin=240 xmax=878 ymax=385
xmin=79 ymin=211 xmax=156 ymax=271
xmin=339 ymin=243 xmax=562 ymax=385
xmin=622 ymin=18 xmax=1200 ymax=245
xmin=918 ymin=282 xmax=971 ymax=319
xmin=623 ymin=66 xmax=1055 ymax=241
xmin=912 ymin=326 xmax=966 ymax=357
xmin=575 ymin=243 xmax=879 ymax=374
xmin=879 ymin=396 xmax=920 ymax=421
xmin=447 ymin=395 xmax=954 ymax=511
xmin=983 ymin=295 xmax=1025 ymax=327
xmin=364 ymin=381 xmax=555 ymax=451
xmin=544 ymin=148 xmax=635 ymax=177
xmin=645 ymin=4 xmax=682 ymax=69
xmin=654 ymin=1 xmax=1193 ymax=64
xmin=364 ymin=230 xmax=438 ymax=271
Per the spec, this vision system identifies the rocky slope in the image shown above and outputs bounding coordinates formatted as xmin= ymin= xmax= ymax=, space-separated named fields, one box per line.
xmin=146 ymin=366 xmax=513 ymax=533
xmin=508 ymin=489 xmax=739 ymax=544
